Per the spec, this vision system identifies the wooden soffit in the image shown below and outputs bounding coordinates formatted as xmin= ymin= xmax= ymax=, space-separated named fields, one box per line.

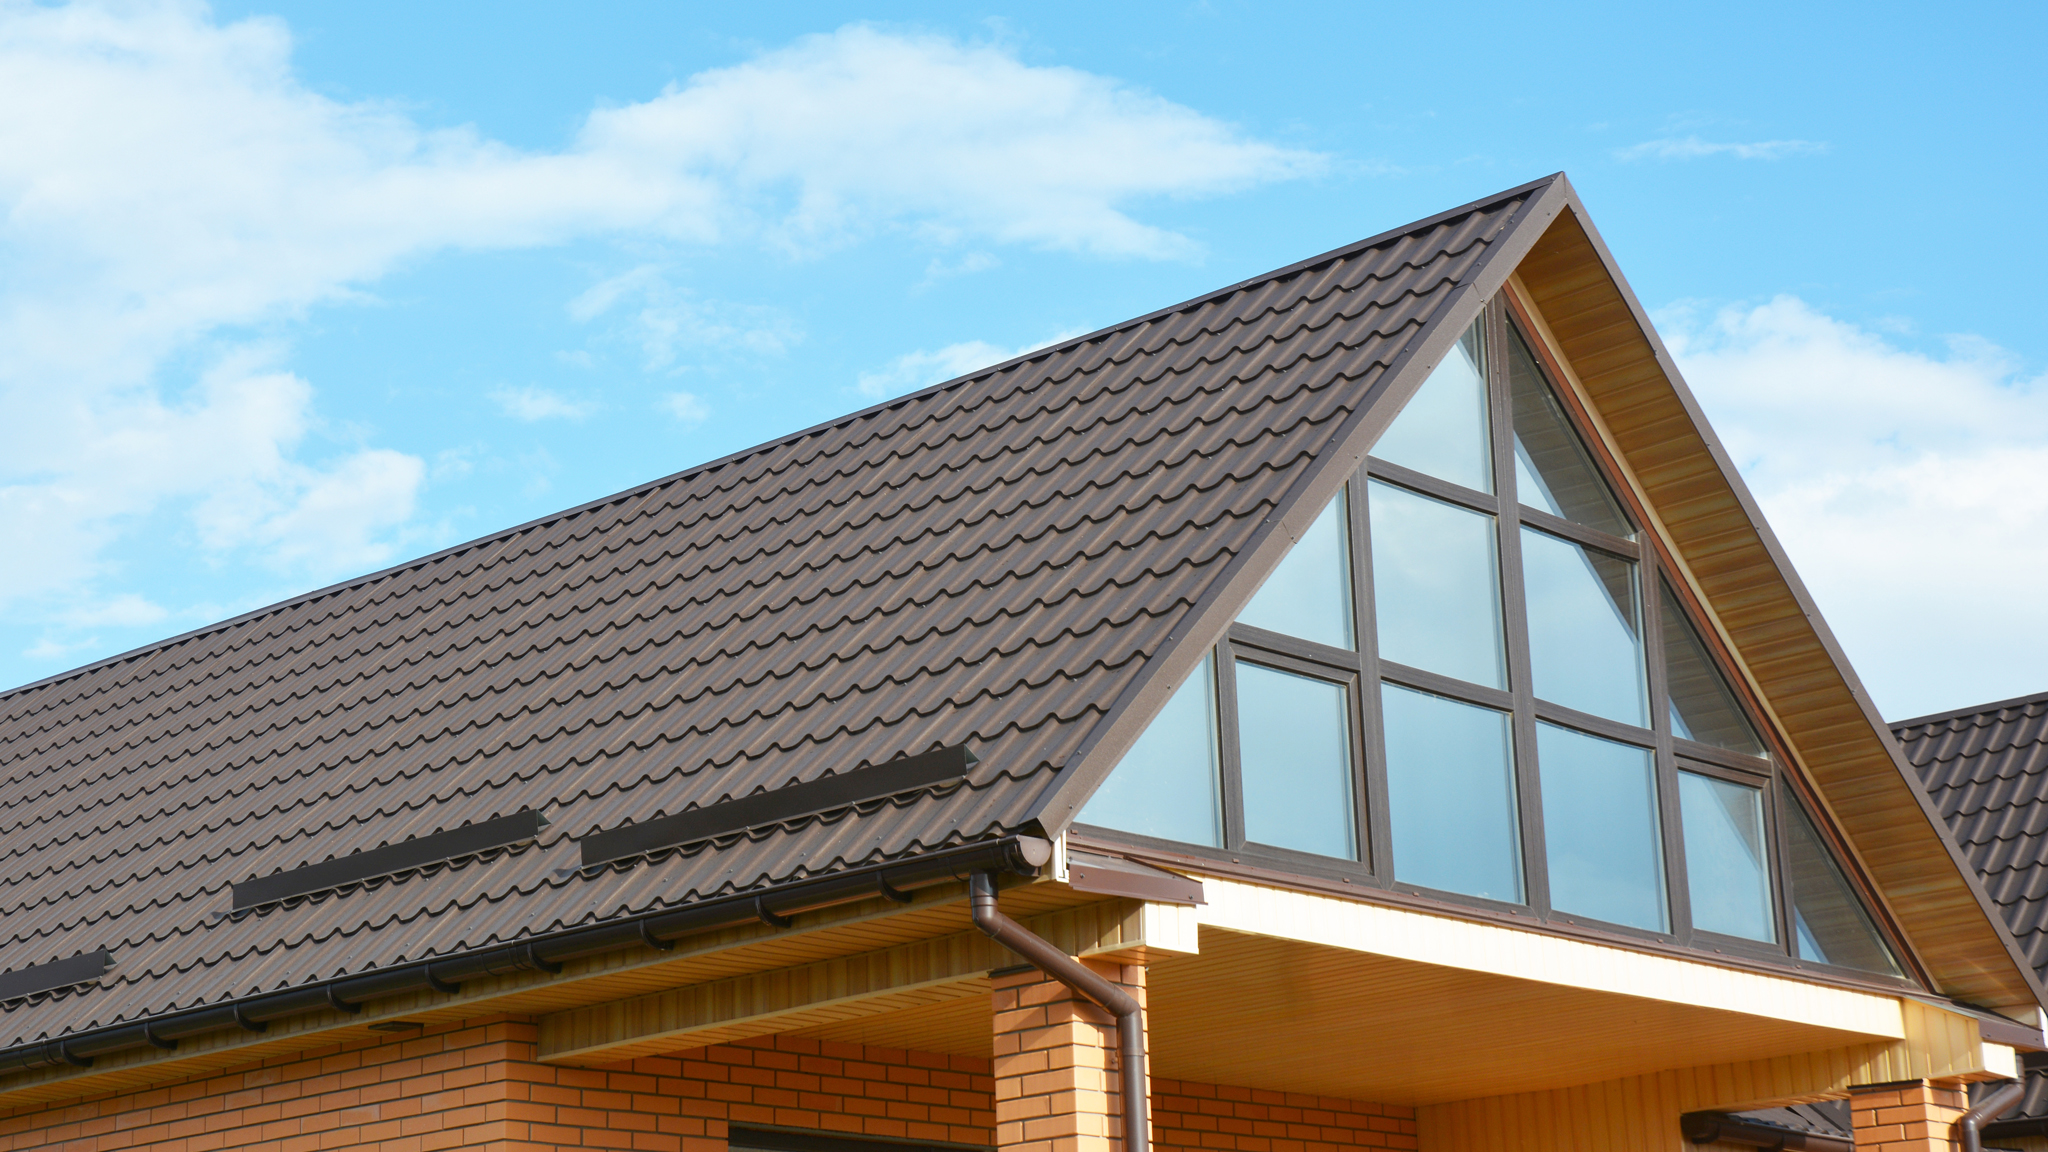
xmin=1511 ymin=199 xmax=2038 ymax=1011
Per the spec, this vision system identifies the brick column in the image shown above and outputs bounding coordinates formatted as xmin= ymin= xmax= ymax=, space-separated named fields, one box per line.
xmin=1849 ymin=1080 xmax=1966 ymax=1151
xmin=992 ymin=961 xmax=1150 ymax=1152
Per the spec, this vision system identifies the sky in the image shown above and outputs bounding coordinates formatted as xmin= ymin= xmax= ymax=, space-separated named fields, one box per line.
xmin=0 ymin=0 xmax=2042 ymax=722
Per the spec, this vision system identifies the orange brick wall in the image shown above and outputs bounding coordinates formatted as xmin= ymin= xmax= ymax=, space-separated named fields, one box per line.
xmin=0 ymin=1015 xmax=1414 ymax=1152
xmin=1848 ymin=1080 xmax=1964 ymax=1152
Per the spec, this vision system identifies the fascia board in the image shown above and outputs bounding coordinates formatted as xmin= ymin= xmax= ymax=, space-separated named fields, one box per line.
xmin=1527 ymin=179 xmax=2045 ymax=1010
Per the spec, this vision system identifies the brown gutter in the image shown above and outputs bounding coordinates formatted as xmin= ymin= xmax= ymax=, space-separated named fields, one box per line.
xmin=970 ymin=871 xmax=1149 ymax=1152
xmin=1679 ymin=1111 xmax=1851 ymax=1152
xmin=0 ymin=838 xmax=1049 ymax=1076
xmin=1959 ymin=1079 xmax=2026 ymax=1152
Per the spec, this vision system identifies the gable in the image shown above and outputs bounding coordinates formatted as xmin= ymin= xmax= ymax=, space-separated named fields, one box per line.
xmin=0 ymin=182 xmax=1539 ymax=1052
xmin=1037 ymin=184 xmax=2040 ymax=1012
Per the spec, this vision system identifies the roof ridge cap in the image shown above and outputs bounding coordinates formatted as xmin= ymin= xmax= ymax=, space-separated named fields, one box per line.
xmin=1892 ymin=689 xmax=2048 ymax=734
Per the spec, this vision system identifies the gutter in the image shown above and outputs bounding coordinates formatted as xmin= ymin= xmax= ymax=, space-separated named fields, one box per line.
xmin=1680 ymin=1111 xmax=1851 ymax=1152
xmin=1960 ymin=1079 xmax=2026 ymax=1152
xmin=970 ymin=871 xmax=1149 ymax=1152
xmin=0 ymin=836 xmax=1050 ymax=1075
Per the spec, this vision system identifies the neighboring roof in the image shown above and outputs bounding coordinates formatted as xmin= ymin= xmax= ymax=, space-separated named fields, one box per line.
xmin=0 ymin=176 xmax=1546 ymax=1049
xmin=1895 ymin=690 xmax=2048 ymax=985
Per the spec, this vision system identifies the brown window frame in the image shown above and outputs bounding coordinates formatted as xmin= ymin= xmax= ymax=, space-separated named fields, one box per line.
xmin=1074 ymin=292 xmax=1923 ymax=990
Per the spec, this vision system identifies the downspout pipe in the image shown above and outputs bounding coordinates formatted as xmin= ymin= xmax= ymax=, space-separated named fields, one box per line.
xmin=969 ymin=871 xmax=1148 ymax=1152
xmin=1959 ymin=1078 xmax=2026 ymax=1152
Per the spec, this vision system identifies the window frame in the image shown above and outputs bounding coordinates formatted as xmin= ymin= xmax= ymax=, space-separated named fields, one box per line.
xmin=1073 ymin=291 xmax=1922 ymax=989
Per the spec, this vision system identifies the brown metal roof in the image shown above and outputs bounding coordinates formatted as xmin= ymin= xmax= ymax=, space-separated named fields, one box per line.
xmin=1894 ymin=691 xmax=2048 ymax=986
xmin=0 ymin=178 xmax=1547 ymax=1048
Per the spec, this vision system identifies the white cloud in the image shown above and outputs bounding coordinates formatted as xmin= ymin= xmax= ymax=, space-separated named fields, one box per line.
xmin=1662 ymin=296 xmax=2048 ymax=718
xmin=491 ymin=385 xmax=593 ymax=421
xmin=571 ymin=267 xmax=802 ymax=368
xmin=1617 ymin=136 xmax=1827 ymax=161
xmin=0 ymin=3 xmax=1316 ymax=668
xmin=662 ymin=392 xmax=711 ymax=426
xmin=857 ymin=339 xmax=1044 ymax=400
xmin=62 ymin=594 xmax=168 ymax=628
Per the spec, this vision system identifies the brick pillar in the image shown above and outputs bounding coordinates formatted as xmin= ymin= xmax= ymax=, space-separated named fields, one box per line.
xmin=1849 ymin=1080 xmax=1966 ymax=1151
xmin=992 ymin=960 xmax=1150 ymax=1152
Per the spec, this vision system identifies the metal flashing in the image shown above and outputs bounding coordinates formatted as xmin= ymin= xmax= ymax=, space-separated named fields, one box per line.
xmin=231 ymin=810 xmax=548 ymax=911
xmin=1064 ymin=850 xmax=1204 ymax=906
xmin=578 ymin=746 xmax=976 ymax=868
xmin=0 ymin=950 xmax=113 ymax=1004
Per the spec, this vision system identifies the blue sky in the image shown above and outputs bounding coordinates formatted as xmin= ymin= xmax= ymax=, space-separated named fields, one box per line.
xmin=1 ymin=0 xmax=2043 ymax=720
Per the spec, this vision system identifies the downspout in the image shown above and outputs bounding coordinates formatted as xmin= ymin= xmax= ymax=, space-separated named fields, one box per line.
xmin=1959 ymin=1079 xmax=2026 ymax=1152
xmin=969 ymin=872 xmax=1149 ymax=1152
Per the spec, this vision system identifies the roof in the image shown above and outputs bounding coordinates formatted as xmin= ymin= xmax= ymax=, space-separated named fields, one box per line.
xmin=1895 ymin=691 xmax=2048 ymax=986
xmin=0 ymin=177 xmax=1546 ymax=1049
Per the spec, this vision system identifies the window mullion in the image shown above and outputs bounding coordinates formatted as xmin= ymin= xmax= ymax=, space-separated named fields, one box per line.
xmin=1487 ymin=298 xmax=1549 ymax=916
xmin=1215 ymin=642 xmax=1247 ymax=852
xmin=1350 ymin=468 xmax=1395 ymax=884
xmin=1644 ymin=548 xmax=1695 ymax=946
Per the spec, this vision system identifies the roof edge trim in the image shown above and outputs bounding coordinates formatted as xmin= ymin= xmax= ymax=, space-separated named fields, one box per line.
xmin=1525 ymin=190 xmax=2046 ymax=1009
xmin=1022 ymin=176 xmax=1573 ymax=833
xmin=1891 ymin=689 xmax=2048 ymax=733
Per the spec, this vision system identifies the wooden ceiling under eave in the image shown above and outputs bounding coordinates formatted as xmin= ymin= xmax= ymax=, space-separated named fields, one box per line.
xmin=1511 ymin=206 xmax=2039 ymax=1013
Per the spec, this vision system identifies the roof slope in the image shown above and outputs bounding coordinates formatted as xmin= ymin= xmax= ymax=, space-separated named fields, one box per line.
xmin=0 ymin=180 xmax=1542 ymax=1048
xmin=1895 ymin=691 xmax=2048 ymax=986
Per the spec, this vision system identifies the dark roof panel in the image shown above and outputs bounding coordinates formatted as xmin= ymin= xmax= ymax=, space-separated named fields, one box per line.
xmin=0 ymin=182 xmax=1543 ymax=1047
xmin=1895 ymin=691 xmax=2048 ymax=985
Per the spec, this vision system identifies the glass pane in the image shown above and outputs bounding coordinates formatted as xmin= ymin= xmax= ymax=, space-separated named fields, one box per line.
xmin=1077 ymin=655 xmax=1222 ymax=846
xmin=1237 ymin=663 xmax=1356 ymax=858
xmin=1661 ymin=583 xmax=1766 ymax=757
xmin=1508 ymin=326 xmax=1631 ymax=537
xmin=1538 ymin=724 xmax=1666 ymax=932
xmin=1781 ymin=785 xmax=1902 ymax=975
xmin=1521 ymin=527 xmax=1647 ymax=726
xmin=1238 ymin=489 xmax=1355 ymax=649
xmin=1679 ymin=771 xmax=1775 ymax=941
xmin=1383 ymin=683 xmax=1520 ymax=901
xmin=1372 ymin=319 xmax=1492 ymax=494
xmin=1369 ymin=481 xmax=1507 ymax=689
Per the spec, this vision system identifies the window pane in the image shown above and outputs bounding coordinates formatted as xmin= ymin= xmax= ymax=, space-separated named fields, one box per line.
xmin=1238 ymin=489 xmax=1354 ymax=649
xmin=1661 ymin=583 xmax=1766 ymax=757
xmin=1780 ymin=785 xmax=1902 ymax=975
xmin=1538 ymin=724 xmax=1666 ymax=932
xmin=1077 ymin=655 xmax=1222 ymax=846
xmin=1521 ymin=527 xmax=1647 ymax=727
xmin=1383 ymin=683 xmax=1520 ymax=901
xmin=1369 ymin=481 xmax=1507 ymax=689
xmin=1508 ymin=326 xmax=1631 ymax=537
xmin=1679 ymin=771 xmax=1775 ymax=941
xmin=1372 ymin=319 xmax=1492 ymax=494
xmin=1237 ymin=663 xmax=1356 ymax=858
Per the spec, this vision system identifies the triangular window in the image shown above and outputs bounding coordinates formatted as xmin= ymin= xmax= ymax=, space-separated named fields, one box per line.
xmin=1661 ymin=582 xmax=1766 ymax=757
xmin=1507 ymin=325 xmax=1632 ymax=537
xmin=1076 ymin=654 xmax=1222 ymax=847
xmin=1237 ymin=488 xmax=1354 ymax=650
xmin=1372 ymin=319 xmax=1492 ymax=494
xmin=1780 ymin=783 xmax=1902 ymax=975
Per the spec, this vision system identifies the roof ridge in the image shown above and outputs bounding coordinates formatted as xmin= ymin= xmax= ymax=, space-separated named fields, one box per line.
xmin=0 ymin=177 xmax=1551 ymax=707
xmin=1893 ymin=689 xmax=2048 ymax=734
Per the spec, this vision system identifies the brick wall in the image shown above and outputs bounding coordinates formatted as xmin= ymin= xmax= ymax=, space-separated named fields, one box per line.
xmin=0 ymin=1015 xmax=1414 ymax=1152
